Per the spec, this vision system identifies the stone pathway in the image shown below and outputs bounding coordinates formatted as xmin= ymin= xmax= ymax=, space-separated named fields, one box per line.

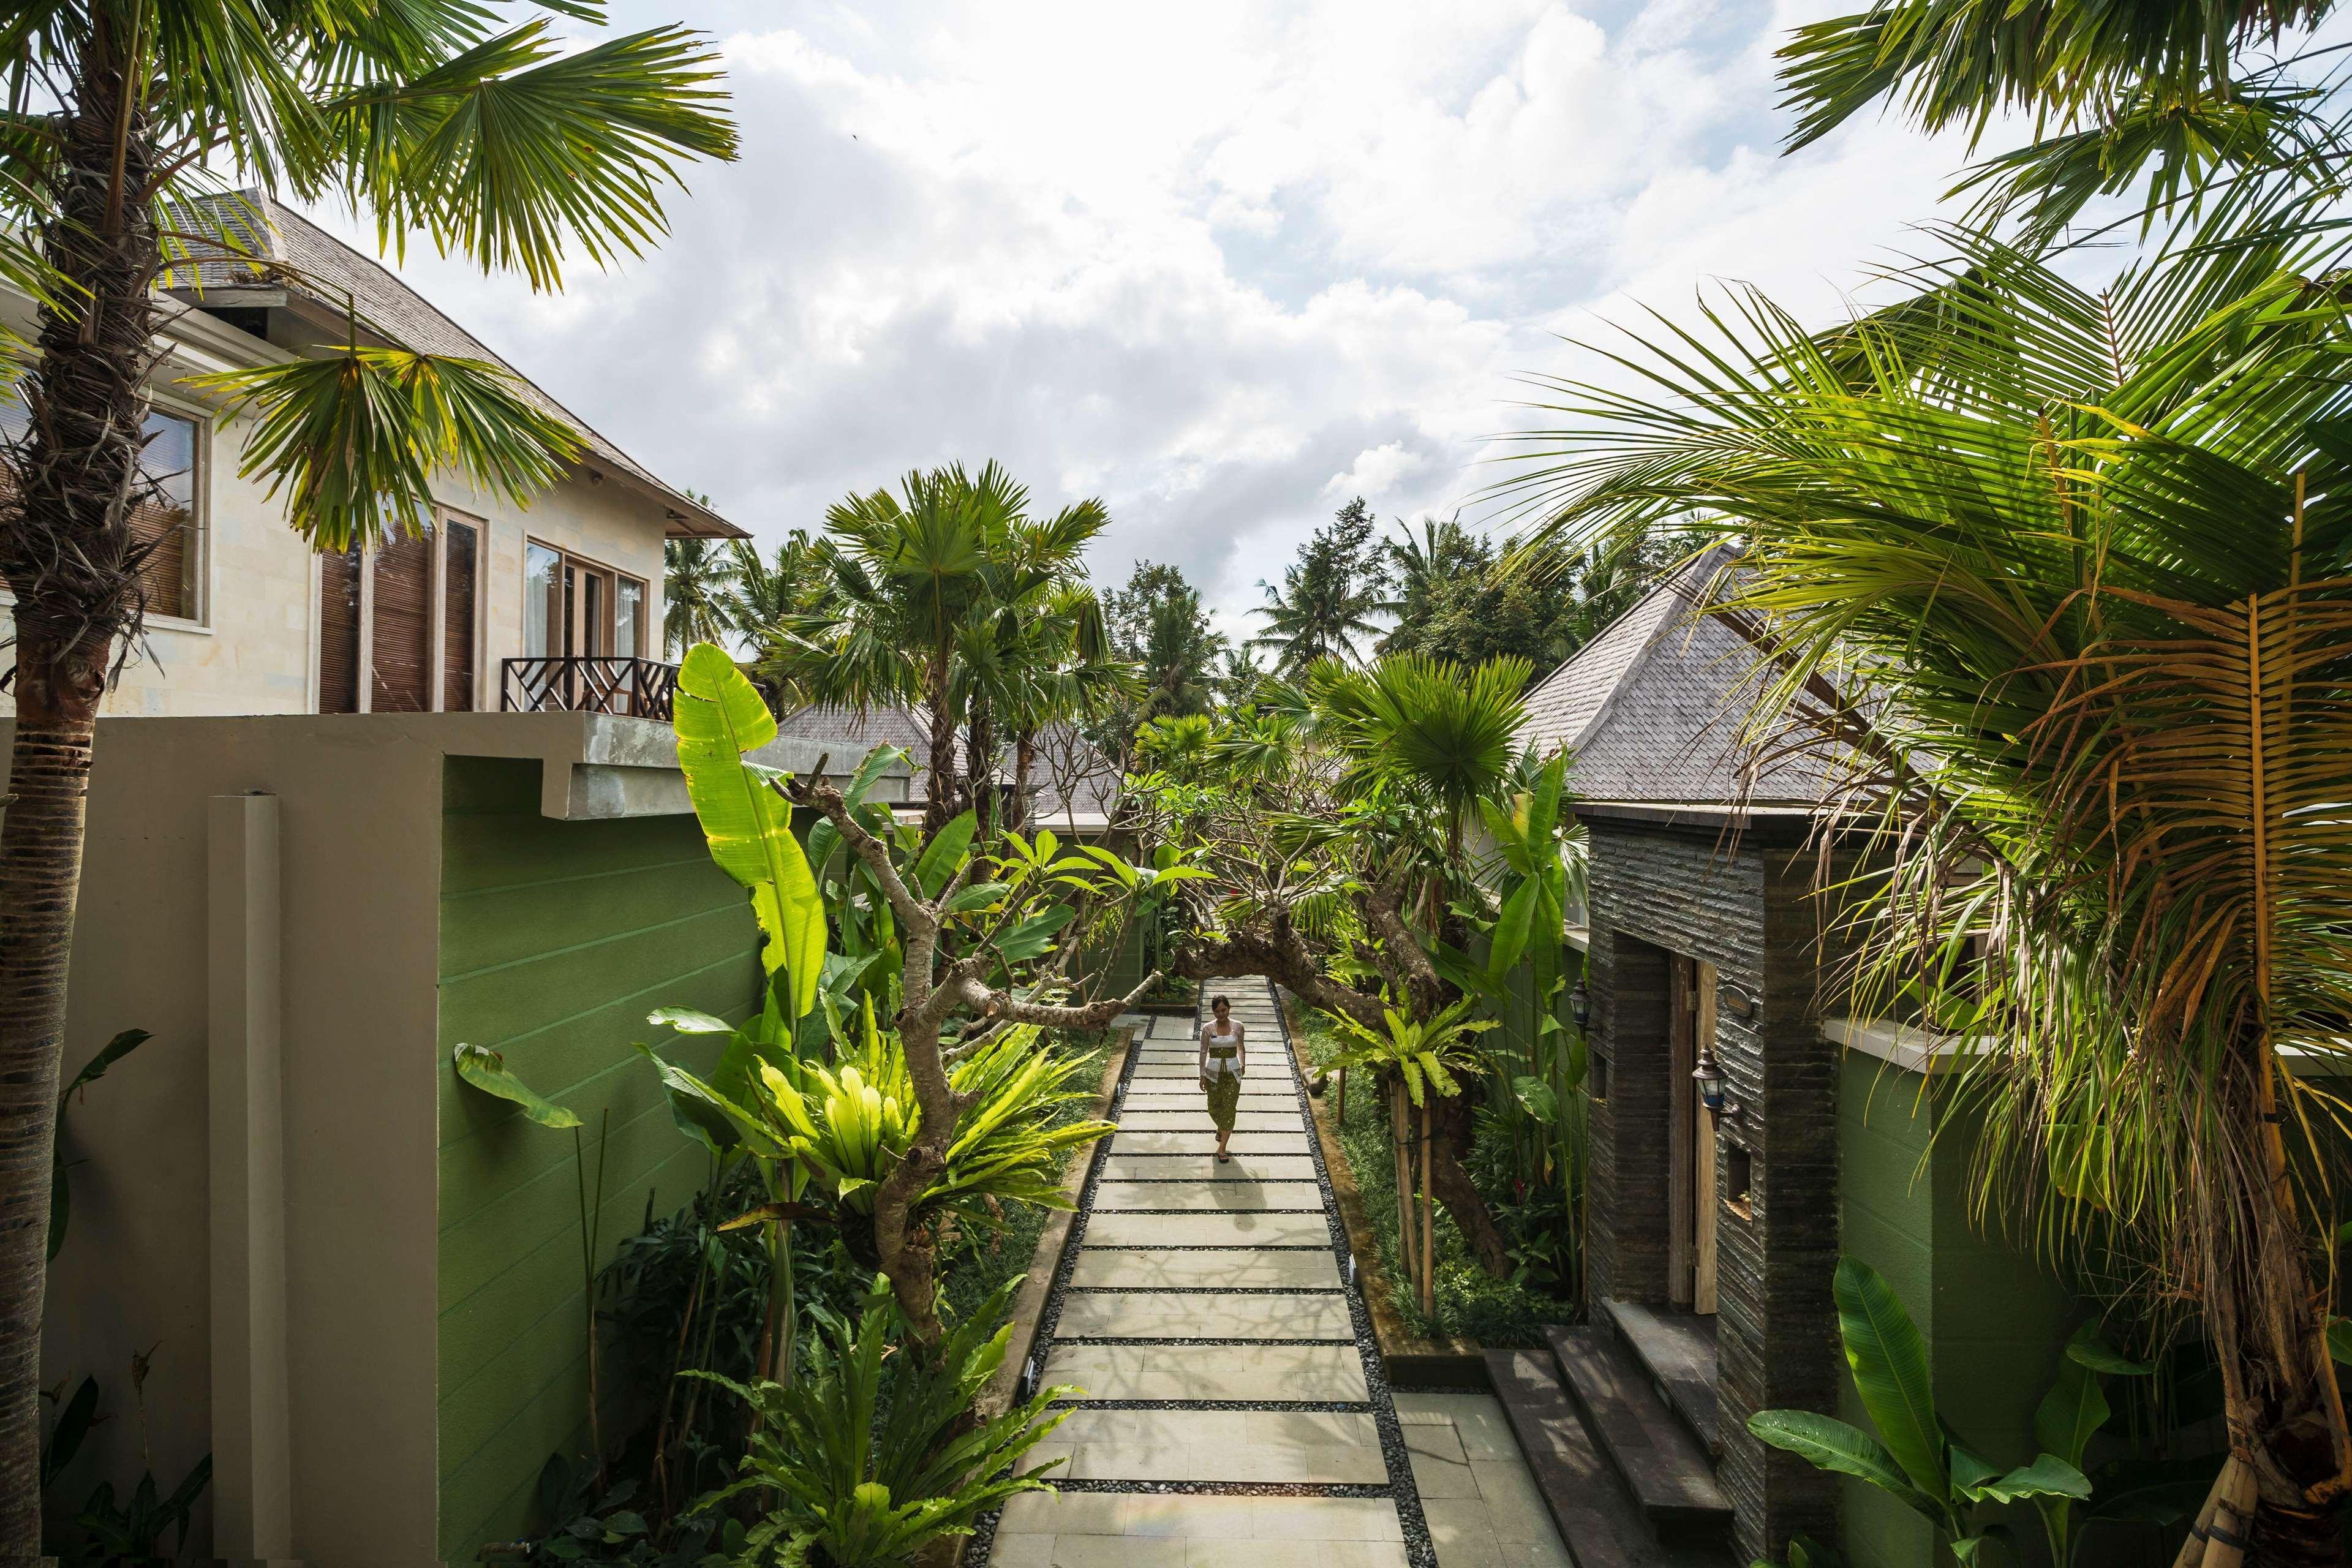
xmin=982 ymin=981 xmax=1435 ymax=1568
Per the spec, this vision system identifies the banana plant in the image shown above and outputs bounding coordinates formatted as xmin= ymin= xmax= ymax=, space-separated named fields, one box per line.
xmin=1749 ymin=1258 xmax=2094 ymax=1565
xmin=1324 ymin=996 xmax=1498 ymax=1315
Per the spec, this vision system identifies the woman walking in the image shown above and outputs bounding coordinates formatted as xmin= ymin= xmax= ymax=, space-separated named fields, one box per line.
xmin=1199 ymin=993 xmax=1246 ymax=1164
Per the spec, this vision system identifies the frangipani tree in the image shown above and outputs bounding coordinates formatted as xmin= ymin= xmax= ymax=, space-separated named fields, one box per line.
xmin=659 ymin=647 xmax=1181 ymax=1343
xmin=0 ymin=2 xmax=734 ymax=1539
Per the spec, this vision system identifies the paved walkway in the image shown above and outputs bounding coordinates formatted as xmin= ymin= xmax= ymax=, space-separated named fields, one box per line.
xmin=984 ymin=979 xmax=1434 ymax=1568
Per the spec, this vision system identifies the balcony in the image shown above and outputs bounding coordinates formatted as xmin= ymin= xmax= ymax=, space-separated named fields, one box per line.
xmin=501 ymin=656 xmax=679 ymax=721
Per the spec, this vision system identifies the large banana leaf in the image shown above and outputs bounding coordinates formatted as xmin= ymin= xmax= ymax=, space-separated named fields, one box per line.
xmin=451 ymin=1042 xmax=582 ymax=1129
xmin=1747 ymin=1410 xmax=1932 ymax=1512
xmin=674 ymin=644 xmax=827 ymax=1019
xmin=1833 ymin=1257 xmax=1950 ymax=1506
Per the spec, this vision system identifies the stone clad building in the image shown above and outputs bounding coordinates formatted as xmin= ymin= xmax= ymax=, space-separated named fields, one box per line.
xmin=1501 ymin=551 xmax=2076 ymax=1567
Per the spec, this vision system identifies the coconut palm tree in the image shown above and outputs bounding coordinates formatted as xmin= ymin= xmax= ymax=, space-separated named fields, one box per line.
xmin=1497 ymin=211 xmax=2352 ymax=1556
xmin=1253 ymin=498 xmax=1389 ymax=674
xmin=0 ymin=4 xmax=733 ymax=1539
xmin=664 ymin=538 xmax=739 ymax=657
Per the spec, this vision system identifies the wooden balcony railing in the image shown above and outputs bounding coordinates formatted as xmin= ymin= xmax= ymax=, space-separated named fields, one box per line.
xmin=500 ymin=656 xmax=679 ymax=721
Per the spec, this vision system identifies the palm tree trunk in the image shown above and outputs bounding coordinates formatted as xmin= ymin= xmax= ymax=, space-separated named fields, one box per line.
xmin=1014 ymin=728 xmax=1036 ymax=834
xmin=967 ymin=698 xmax=997 ymax=845
xmin=1419 ymin=1101 xmax=1436 ymax=1316
xmin=924 ymin=650 xmax=958 ymax=840
xmin=0 ymin=25 xmax=159 ymax=1548
xmin=1390 ymin=1080 xmax=1417 ymax=1294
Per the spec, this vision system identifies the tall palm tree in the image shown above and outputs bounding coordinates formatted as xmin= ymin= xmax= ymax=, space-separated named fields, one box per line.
xmin=0 ymin=4 xmax=733 ymax=1537
xmin=1499 ymin=214 xmax=2352 ymax=1555
xmin=1251 ymin=569 xmax=1387 ymax=674
xmin=663 ymin=537 xmax=739 ymax=657
xmin=767 ymin=464 xmax=1120 ymax=839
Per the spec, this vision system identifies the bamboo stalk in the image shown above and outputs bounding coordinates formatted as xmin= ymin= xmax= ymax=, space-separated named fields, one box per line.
xmin=1336 ymin=1063 xmax=1346 ymax=1122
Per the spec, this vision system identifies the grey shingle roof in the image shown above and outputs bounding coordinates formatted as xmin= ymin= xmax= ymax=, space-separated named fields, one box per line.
xmin=1515 ymin=545 xmax=1845 ymax=807
xmin=159 ymin=192 xmax=742 ymax=540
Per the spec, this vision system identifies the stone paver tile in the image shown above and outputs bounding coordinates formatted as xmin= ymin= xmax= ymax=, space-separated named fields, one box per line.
xmin=1117 ymin=1117 xmax=1306 ymax=1138
xmin=1088 ymin=1180 xmax=1324 ymax=1212
xmin=1123 ymin=1494 xmax=1257 ymax=1539
xmin=1082 ymin=1212 xmax=1330 ymax=1247
xmin=1052 ymin=1409 xmax=1251 ymax=1450
xmin=1124 ymin=1080 xmax=1292 ymax=1095
xmin=1499 ymin=1540 xmax=1575 ymax=1568
xmin=1000 ymin=1491 xmax=1127 ymax=1537
xmin=1067 ymin=1248 xmax=1341 ymax=1289
xmin=1068 ymin=1442 xmax=1188 ymax=1480
xmin=1046 ymin=1343 xmax=1368 ymax=1402
xmin=1419 ymin=1500 xmax=1507 ymax=1568
xmin=1054 ymin=1290 xmax=1352 ymax=1338
xmin=1250 ymin=1499 xmax=1405 ymax=1543
xmin=1468 ymin=1460 xmax=1558 ymax=1544
xmin=1019 ymin=1441 xmax=1075 ymax=1477
xmin=987 ymin=1535 xmax=1055 ymax=1568
xmin=1181 ymin=1546 xmax=1409 ymax=1568
xmin=1007 ymin=1538 xmax=1192 ymax=1568
xmin=1393 ymin=1419 xmax=1466 ymax=1463
xmin=1110 ymin=1131 xmax=1311 ymax=1156
xmin=1246 ymin=1411 xmax=1380 ymax=1447
xmin=1395 ymin=1393 xmax=1520 ymax=1459
xmin=1097 ymin=1153 xmax=1319 ymax=1182
xmin=1409 ymin=1449 xmax=1481 ymax=1498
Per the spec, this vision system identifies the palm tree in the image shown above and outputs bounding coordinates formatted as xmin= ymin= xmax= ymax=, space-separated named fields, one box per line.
xmin=664 ymin=538 xmax=739 ymax=657
xmin=1253 ymin=497 xmax=1389 ymax=674
xmin=0 ymin=4 xmax=733 ymax=1537
xmin=767 ymin=465 xmax=1118 ymax=839
xmin=1499 ymin=213 xmax=2352 ymax=1555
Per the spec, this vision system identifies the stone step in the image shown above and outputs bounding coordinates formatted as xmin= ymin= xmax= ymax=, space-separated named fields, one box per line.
xmin=1089 ymin=1180 xmax=1325 ymax=1212
xmin=1054 ymin=1289 xmax=1353 ymax=1339
xmin=1096 ymin=1153 xmax=1317 ymax=1182
xmin=1110 ymin=1131 xmax=1311 ymax=1156
xmin=1046 ymin=1343 xmax=1370 ymax=1402
xmin=1484 ymin=1349 xmax=1729 ymax=1568
xmin=1602 ymin=1300 xmax=1721 ymax=1457
xmin=1546 ymin=1328 xmax=1731 ymax=1534
xmin=1019 ymin=1409 xmax=1386 ymax=1483
xmin=1070 ymin=1247 xmax=1341 ymax=1289
xmin=992 ymin=1492 xmax=1406 ymax=1568
xmin=1083 ymin=1210 xmax=1330 ymax=1247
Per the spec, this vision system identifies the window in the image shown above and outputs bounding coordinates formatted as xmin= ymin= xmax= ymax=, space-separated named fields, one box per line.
xmin=1 ymin=393 xmax=206 ymax=622
xmin=316 ymin=505 xmax=483 ymax=713
xmin=522 ymin=541 xmax=649 ymax=660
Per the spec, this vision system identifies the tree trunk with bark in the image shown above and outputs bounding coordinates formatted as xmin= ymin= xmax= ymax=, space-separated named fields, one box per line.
xmin=0 ymin=26 xmax=161 ymax=1550
xmin=922 ymin=650 xmax=959 ymax=840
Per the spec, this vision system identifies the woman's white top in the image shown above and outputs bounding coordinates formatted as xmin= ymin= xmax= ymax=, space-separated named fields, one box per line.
xmin=1199 ymin=1018 xmax=1246 ymax=1080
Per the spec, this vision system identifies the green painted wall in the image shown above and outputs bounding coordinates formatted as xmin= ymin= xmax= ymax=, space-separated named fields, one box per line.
xmin=1838 ymin=1052 xmax=2078 ymax=1567
xmin=436 ymin=757 xmax=761 ymax=1562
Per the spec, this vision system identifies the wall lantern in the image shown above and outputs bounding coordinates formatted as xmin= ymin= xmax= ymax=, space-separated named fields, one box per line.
xmin=1693 ymin=1047 xmax=1743 ymax=1117
xmin=1569 ymin=982 xmax=1591 ymax=1027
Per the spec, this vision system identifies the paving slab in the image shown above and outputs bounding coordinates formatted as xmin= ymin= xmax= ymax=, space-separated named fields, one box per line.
xmin=1054 ymin=1290 xmax=1354 ymax=1339
xmin=1090 ymin=1179 xmax=1325 ymax=1212
xmin=1096 ymin=1153 xmax=1319 ymax=1181
xmin=1116 ymin=1112 xmax=1306 ymax=1133
xmin=1047 ymin=1343 xmax=1370 ymax=1402
xmin=1083 ymin=1211 xmax=1333 ymax=1247
xmin=1122 ymin=1081 xmax=1294 ymax=1099
xmin=1068 ymin=1248 xmax=1342 ymax=1289
xmin=997 ymin=1492 xmax=1405 ymax=1545
xmin=1022 ymin=1411 xmax=1387 ymax=1483
xmin=1111 ymin=1131 xmax=1311 ymax=1156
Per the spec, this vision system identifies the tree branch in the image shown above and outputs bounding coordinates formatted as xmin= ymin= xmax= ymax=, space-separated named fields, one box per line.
xmin=1365 ymin=881 xmax=1444 ymax=1016
xmin=955 ymin=969 xmax=1161 ymax=1031
xmin=782 ymin=774 xmax=936 ymax=938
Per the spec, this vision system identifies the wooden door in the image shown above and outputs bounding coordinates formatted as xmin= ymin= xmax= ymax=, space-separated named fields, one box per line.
xmin=1694 ymin=961 xmax=1720 ymax=1316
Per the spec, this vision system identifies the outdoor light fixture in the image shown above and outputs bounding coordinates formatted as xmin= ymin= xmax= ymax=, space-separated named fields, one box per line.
xmin=1692 ymin=1047 xmax=1742 ymax=1117
xmin=1570 ymin=982 xmax=1591 ymax=1027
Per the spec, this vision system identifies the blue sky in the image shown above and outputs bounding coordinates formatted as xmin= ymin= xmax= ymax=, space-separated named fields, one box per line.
xmin=315 ymin=1 xmax=1988 ymax=639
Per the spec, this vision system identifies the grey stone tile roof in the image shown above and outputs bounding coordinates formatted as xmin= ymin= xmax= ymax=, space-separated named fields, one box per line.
xmin=774 ymin=707 xmax=1118 ymax=822
xmin=159 ymin=192 xmax=742 ymax=539
xmin=1515 ymin=545 xmax=1847 ymax=807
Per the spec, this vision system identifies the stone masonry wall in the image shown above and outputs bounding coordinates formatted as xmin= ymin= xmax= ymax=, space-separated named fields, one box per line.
xmin=1585 ymin=812 xmax=1841 ymax=1562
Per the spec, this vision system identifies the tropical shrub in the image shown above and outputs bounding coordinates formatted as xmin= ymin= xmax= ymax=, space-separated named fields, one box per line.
xmin=690 ymin=1275 xmax=1070 ymax=1568
xmin=1744 ymin=1259 xmax=2198 ymax=1567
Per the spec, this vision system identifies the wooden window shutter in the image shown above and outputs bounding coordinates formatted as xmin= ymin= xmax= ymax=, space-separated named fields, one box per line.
xmin=369 ymin=518 xmax=436 ymax=712
xmin=443 ymin=519 xmax=478 ymax=710
xmin=318 ymin=546 xmax=363 ymax=713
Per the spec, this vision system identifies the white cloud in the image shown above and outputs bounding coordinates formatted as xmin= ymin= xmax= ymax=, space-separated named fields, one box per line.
xmin=302 ymin=0 xmax=1986 ymax=625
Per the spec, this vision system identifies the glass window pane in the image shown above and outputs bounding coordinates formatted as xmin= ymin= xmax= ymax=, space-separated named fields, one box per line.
xmin=617 ymin=577 xmax=643 ymax=659
xmin=132 ymin=409 xmax=199 ymax=619
xmin=443 ymin=519 xmax=478 ymax=710
xmin=525 ymin=543 xmax=561 ymax=659
xmin=369 ymin=513 xmax=435 ymax=712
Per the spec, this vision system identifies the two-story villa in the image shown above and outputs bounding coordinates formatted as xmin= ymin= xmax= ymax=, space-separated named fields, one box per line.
xmin=1 ymin=191 xmax=744 ymax=721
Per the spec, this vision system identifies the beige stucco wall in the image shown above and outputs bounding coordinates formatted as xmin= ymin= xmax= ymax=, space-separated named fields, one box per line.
xmin=1 ymin=290 xmax=678 ymax=721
